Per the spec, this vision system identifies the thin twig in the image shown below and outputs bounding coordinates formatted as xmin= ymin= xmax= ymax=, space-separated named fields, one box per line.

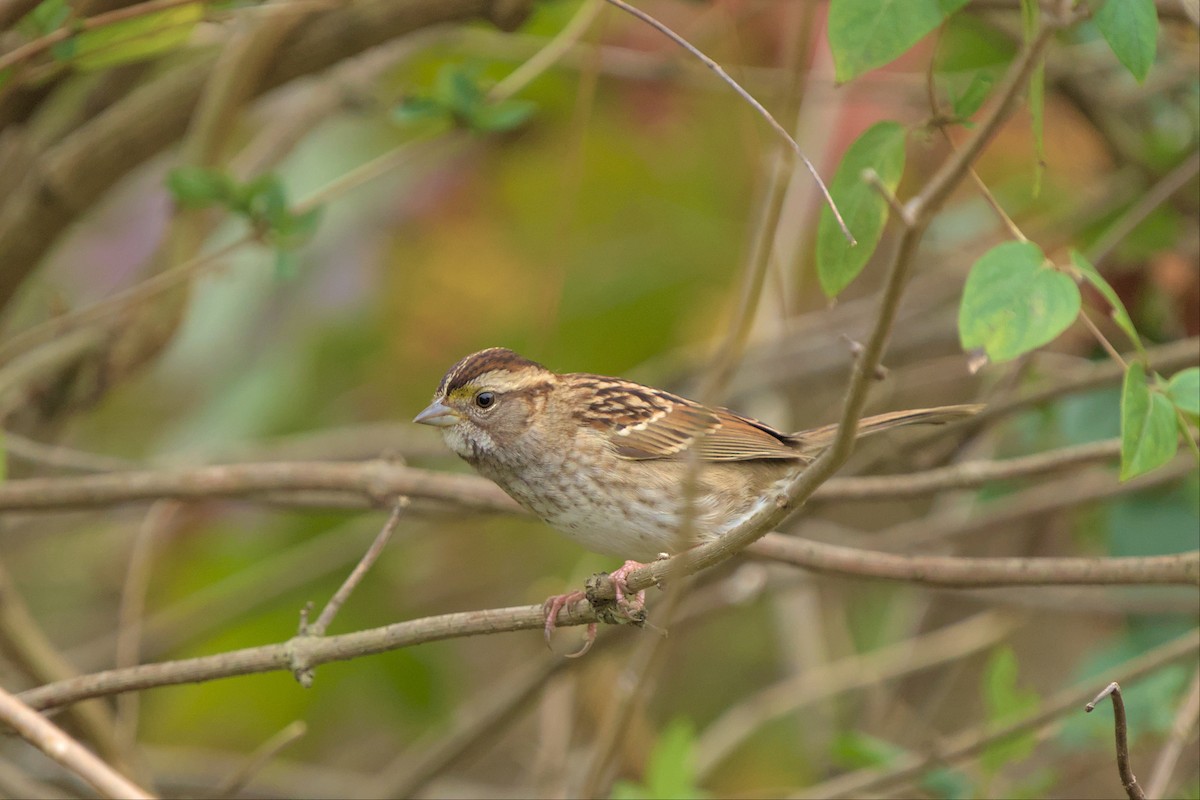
xmin=489 ymin=0 xmax=604 ymax=102
xmin=215 ymin=720 xmax=307 ymax=798
xmin=1086 ymin=682 xmax=1148 ymax=800
xmin=0 ymin=685 xmax=156 ymax=799
xmin=601 ymin=0 xmax=854 ymax=244
xmin=306 ymin=500 xmax=407 ymax=638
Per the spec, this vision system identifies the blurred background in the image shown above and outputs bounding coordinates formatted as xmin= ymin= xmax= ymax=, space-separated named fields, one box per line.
xmin=0 ymin=0 xmax=1197 ymax=797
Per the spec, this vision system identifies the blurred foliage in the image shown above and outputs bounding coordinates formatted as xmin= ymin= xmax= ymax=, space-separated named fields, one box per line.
xmin=0 ymin=0 xmax=1196 ymax=797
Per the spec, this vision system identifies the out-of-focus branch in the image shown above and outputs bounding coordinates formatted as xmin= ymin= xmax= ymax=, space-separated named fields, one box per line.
xmin=747 ymin=534 xmax=1198 ymax=587
xmin=0 ymin=685 xmax=155 ymax=799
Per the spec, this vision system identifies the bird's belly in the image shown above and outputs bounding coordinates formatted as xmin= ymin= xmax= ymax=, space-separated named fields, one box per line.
xmin=488 ymin=467 xmax=713 ymax=561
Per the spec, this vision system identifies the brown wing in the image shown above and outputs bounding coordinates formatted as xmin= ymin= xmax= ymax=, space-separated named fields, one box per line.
xmin=569 ymin=375 xmax=804 ymax=462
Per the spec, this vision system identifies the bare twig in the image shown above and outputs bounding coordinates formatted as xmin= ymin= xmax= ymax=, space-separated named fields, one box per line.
xmin=306 ymin=500 xmax=407 ymax=638
xmin=19 ymin=601 xmax=600 ymax=712
xmin=1086 ymin=682 xmax=1147 ymax=800
xmin=0 ymin=685 xmax=156 ymax=799
xmin=489 ymin=0 xmax=604 ymax=102
xmin=601 ymin=0 xmax=854 ymax=243
xmin=215 ymin=720 xmax=308 ymax=799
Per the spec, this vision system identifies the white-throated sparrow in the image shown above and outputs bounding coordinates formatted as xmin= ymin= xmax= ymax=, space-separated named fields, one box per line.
xmin=416 ymin=347 xmax=979 ymax=645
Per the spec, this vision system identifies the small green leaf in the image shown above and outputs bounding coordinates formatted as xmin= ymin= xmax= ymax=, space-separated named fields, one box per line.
xmin=166 ymin=166 xmax=235 ymax=208
xmin=72 ymin=3 xmax=203 ymax=71
xmin=271 ymin=206 xmax=323 ymax=251
xmin=828 ymin=0 xmax=972 ymax=83
xmin=958 ymin=241 xmax=1081 ymax=363
xmin=50 ymin=36 xmax=77 ymax=61
xmin=468 ymin=99 xmax=537 ymax=133
xmin=612 ymin=719 xmax=707 ymax=800
xmin=1166 ymin=368 xmax=1199 ymax=419
xmin=392 ymin=96 xmax=446 ymax=126
xmin=435 ymin=64 xmax=484 ymax=119
xmin=816 ymin=121 xmax=907 ymax=297
xmin=22 ymin=0 xmax=70 ymax=35
xmin=830 ymin=731 xmax=905 ymax=769
xmin=1069 ymin=250 xmax=1144 ymax=356
xmin=238 ymin=174 xmax=288 ymax=226
xmin=981 ymin=647 xmax=1039 ymax=772
xmin=949 ymin=72 xmax=993 ymax=120
xmin=1121 ymin=362 xmax=1179 ymax=480
xmin=1091 ymin=0 xmax=1158 ymax=83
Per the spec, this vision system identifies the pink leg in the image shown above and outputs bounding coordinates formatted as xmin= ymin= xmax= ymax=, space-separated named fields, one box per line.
xmin=607 ymin=560 xmax=648 ymax=614
xmin=541 ymin=590 xmax=596 ymax=658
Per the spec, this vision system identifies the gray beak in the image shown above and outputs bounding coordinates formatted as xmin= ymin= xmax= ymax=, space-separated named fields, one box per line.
xmin=414 ymin=398 xmax=460 ymax=428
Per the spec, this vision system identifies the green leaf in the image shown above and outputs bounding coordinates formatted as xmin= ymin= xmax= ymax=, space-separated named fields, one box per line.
xmin=271 ymin=206 xmax=324 ymax=251
xmin=72 ymin=3 xmax=203 ymax=71
xmin=435 ymin=64 xmax=485 ymax=119
xmin=816 ymin=121 xmax=907 ymax=297
xmin=468 ymin=99 xmax=537 ymax=133
xmin=166 ymin=166 xmax=235 ymax=208
xmin=1120 ymin=362 xmax=1179 ymax=480
xmin=830 ymin=731 xmax=905 ymax=769
xmin=22 ymin=0 xmax=70 ymax=35
xmin=981 ymin=647 xmax=1039 ymax=772
xmin=958 ymin=241 xmax=1081 ymax=363
xmin=949 ymin=72 xmax=993 ymax=120
xmin=238 ymin=174 xmax=288 ymax=226
xmin=828 ymin=0 xmax=972 ymax=83
xmin=1091 ymin=0 xmax=1158 ymax=83
xmin=611 ymin=719 xmax=707 ymax=800
xmin=50 ymin=36 xmax=77 ymax=61
xmin=392 ymin=96 xmax=447 ymax=126
xmin=1069 ymin=250 xmax=1144 ymax=356
xmin=1167 ymin=368 xmax=1199 ymax=420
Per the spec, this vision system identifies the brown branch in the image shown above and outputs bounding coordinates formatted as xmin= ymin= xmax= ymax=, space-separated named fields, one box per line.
xmin=745 ymin=534 xmax=1199 ymax=587
xmin=18 ymin=601 xmax=600 ymax=712
xmin=0 ymin=685 xmax=156 ymax=799
xmin=0 ymin=459 xmax=520 ymax=513
xmin=1087 ymin=682 xmax=1148 ymax=800
xmin=0 ymin=435 xmax=1135 ymax=514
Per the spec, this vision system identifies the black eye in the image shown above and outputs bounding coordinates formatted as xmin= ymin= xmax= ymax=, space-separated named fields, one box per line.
xmin=475 ymin=391 xmax=495 ymax=409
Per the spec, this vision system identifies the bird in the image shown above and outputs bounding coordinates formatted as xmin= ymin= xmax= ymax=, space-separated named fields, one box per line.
xmin=415 ymin=347 xmax=979 ymax=649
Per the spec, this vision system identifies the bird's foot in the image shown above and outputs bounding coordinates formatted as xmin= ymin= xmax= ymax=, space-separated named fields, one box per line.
xmin=541 ymin=590 xmax=596 ymax=658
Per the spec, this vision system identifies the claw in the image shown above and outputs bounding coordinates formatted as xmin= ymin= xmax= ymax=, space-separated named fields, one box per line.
xmin=541 ymin=590 xmax=595 ymax=655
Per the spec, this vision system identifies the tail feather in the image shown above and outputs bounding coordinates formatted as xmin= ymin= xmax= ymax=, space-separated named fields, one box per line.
xmin=795 ymin=403 xmax=982 ymax=452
